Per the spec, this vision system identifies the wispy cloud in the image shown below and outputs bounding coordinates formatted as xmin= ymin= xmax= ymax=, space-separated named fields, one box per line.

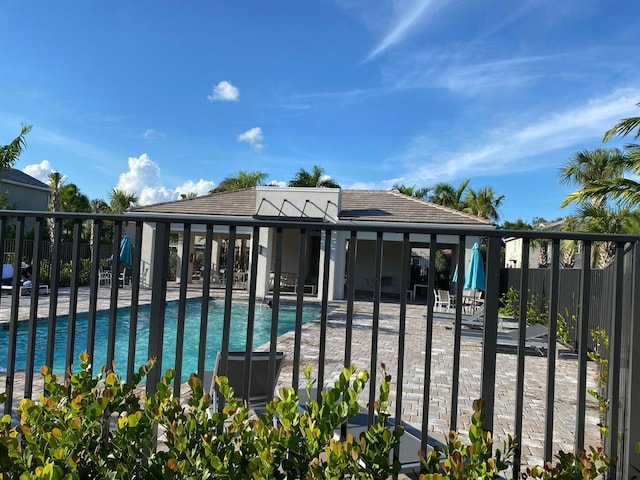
xmin=142 ymin=128 xmax=164 ymax=140
xmin=30 ymin=126 xmax=119 ymax=175
xmin=387 ymin=88 xmax=640 ymax=185
xmin=237 ymin=127 xmax=264 ymax=152
xmin=365 ymin=0 xmax=438 ymax=62
xmin=288 ymin=87 xmax=381 ymax=104
xmin=208 ymin=80 xmax=240 ymax=102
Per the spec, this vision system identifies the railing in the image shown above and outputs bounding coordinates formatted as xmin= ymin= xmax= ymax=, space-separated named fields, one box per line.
xmin=0 ymin=210 xmax=639 ymax=478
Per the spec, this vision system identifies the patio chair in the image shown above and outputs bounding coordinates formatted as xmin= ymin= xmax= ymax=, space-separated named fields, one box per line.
xmin=437 ymin=289 xmax=456 ymax=312
xmin=98 ymin=267 xmax=112 ymax=287
xmin=203 ymin=351 xmax=285 ymax=412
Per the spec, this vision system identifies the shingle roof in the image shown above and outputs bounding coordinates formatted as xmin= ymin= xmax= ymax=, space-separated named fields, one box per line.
xmin=132 ymin=188 xmax=257 ymax=216
xmin=340 ymin=190 xmax=492 ymax=225
xmin=132 ymin=188 xmax=493 ymax=226
xmin=1 ymin=169 xmax=49 ymax=190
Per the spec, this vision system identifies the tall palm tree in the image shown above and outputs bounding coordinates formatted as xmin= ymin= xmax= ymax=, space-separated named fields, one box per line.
xmin=0 ymin=124 xmax=31 ymax=173
xmin=47 ymin=172 xmax=66 ymax=242
xmin=288 ymin=165 xmax=340 ymax=188
xmin=47 ymin=172 xmax=66 ymax=213
xmin=391 ymin=183 xmax=429 ymax=199
xmin=211 ymin=170 xmax=268 ymax=193
xmin=90 ymin=198 xmax=110 ymax=261
xmin=559 ymin=148 xmax=627 ymax=208
xmin=463 ymin=186 xmax=505 ymax=222
xmin=429 ymin=179 xmax=470 ymax=210
xmin=110 ymin=189 xmax=138 ymax=214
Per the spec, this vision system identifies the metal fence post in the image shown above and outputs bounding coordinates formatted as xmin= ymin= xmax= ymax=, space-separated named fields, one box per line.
xmin=481 ymin=235 xmax=502 ymax=433
xmin=624 ymin=242 xmax=640 ymax=478
xmin=146 ymin=221 xmax=170 ymax=396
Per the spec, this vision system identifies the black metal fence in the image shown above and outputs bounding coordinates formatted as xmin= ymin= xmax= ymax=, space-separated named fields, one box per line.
xmin=0 ymin=210 xmax=639 ymax=478
xmin=500 ymin=266 xmax=619 ymax=350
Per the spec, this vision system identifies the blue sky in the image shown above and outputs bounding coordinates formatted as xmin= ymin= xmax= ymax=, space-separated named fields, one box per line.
xmin=1 ymin=1 xmax=639 ymax=223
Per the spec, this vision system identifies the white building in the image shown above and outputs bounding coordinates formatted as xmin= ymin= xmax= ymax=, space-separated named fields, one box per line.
xmin=132 ymin=187 xmax=495 ymax=300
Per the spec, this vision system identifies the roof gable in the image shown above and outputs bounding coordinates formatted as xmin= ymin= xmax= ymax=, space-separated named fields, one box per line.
xmin=1 ymin=169 xmax=49 ymax=190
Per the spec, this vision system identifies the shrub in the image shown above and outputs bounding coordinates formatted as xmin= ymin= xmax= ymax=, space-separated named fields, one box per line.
xmin=419 ymin=398 xmax=516 ymax=479
xmin=418 ymin=399 xmax=616 ymax=480
xmin=499 ymin=287 xmax=548 ymax=325
xmin=0 ymin=355 xmax=403 ymax=479
xmin=523 ymin=448 xmax=615 ymax=479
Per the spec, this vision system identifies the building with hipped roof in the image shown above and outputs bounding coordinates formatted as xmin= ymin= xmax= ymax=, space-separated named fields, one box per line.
xmin=131 ymin=187 xmax=496 ymax=300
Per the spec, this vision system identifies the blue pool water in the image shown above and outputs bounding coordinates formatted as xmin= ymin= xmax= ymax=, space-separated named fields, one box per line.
xmin=0 ymin=299 xmax=318 ymax=380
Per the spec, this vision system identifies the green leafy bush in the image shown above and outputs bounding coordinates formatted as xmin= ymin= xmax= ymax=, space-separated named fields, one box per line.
xmin=0 ymin=354 xmax=403 ymax=479
xmin=419 ymin=398 xmax=516 ymax=479
xmin=418 ymin=399 xmax=616 ymax=480
xmin=499 ymin=287 xmax=548 ymax=325
xmin=523 ymin=448 xmax=616 ymax=479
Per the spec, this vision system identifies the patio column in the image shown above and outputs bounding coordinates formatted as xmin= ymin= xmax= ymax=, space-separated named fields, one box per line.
xmin=139 ymin=222 xmax=156 ymax=288
xmin=318 ymin=229 xmax=342 ymax=301
xmin=175 ymin=233 xmax=184 ymax=284
xmin=255 ymin=226 xmax=272 ymax=298
xmin=331 ymin=231 xmax=348 ymax=301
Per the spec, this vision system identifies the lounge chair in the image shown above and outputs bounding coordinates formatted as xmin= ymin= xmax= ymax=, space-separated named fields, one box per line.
xmin=460 ymin=324 xmax=549 ymax=356
xmin=203 ymin=351 xmax=285 ymax=412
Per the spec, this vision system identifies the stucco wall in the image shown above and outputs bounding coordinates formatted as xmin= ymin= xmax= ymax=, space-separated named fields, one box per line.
xmin=0 ymin=182 xmax=49 ymax=211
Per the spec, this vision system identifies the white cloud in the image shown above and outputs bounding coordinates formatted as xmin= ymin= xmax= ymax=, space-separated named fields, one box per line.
xmin=208 ymin=81 xmax=240 ymax=102
xmin=115 ymin=153 xmax=218 ymax=205
xmin=175 ymin=179 xmax=216 ymax=197
xmin=143 ymin=129 xmax=164 ymax=140
xmin=116 ymin=153 xmax=175 ymax=205
xmin=23 ymin=160 xmax=56 ymax=183
xmin=237 ymin=127 xmax=264 ymax=152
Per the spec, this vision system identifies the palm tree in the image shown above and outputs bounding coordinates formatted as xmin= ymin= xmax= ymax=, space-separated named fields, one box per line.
xmin=463 ymin=186 xmax=505 ymax=222
xmin=0 ymin=124 xmax=32 ymax=173
xmin=288 ymin=165 xmax=340 ymax=188
xmin=90 ymin=198 xmax=110 ymax=261
xmin=47 ymin=172 xmax=66 ymax=242
xmin=603 ymin=102 xmax=640 ymax=141
xmin=110 ymin=189 xmax=138 ymax=214
xmin=391 ymin=183 xmax=429 ymax=199
xmin=560 ymin=104 xmax=640 ymax=207
xmin=428 ymin=179 xmax=470 ymax=210
xmin=180 ymin=192 xmax=198 ymax=200
xmin=559 ymin=148 xmax=627 ymax=208
xmin=47 ymin=172 xmax=66 ymax=213
xmin=578 ymin=204 xmax=631 ymax=268
xmin=211 ymin=170 xmax=268 ymax=193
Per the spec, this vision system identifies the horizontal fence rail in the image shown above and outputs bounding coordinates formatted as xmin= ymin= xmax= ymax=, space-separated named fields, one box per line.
xmin=0 ymin=210 xmax=638 ymax=478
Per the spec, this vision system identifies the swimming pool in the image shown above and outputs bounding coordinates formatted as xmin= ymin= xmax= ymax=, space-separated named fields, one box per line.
xmin=0 ymin=298 xmax=319 ymax=380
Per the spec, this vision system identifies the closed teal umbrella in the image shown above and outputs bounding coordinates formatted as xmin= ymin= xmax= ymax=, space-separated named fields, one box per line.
xmin=463 ymin=242 xmax=485 ymax=291
xmin=452 ymin=242 xmax=486 ymax=291
xmin=119 ymin=233 xmax=133 ymax=267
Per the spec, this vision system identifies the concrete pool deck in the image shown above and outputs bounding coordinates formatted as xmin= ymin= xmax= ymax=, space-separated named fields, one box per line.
xmin=0 ymin=284 xmax=601 ymax=470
